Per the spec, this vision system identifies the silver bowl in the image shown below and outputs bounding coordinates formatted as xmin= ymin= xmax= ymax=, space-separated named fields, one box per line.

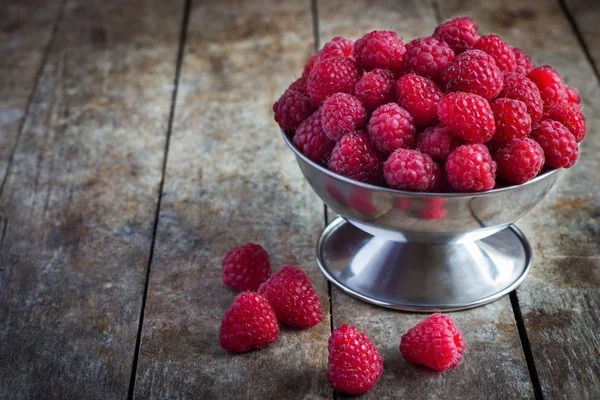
xmin=282 ymin=129 xmax=563 ymax=311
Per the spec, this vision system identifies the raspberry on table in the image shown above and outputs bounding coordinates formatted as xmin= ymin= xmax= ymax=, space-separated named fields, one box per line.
xmin=221 ymin=243 xmax=271 ymax=292
xmin=400 ymin=314 xmax=466 ymax=371
xmin=328 ymin=324 xmax=383 ymax=395
xmin=416 ymin=124 xmax=463 ymax=162
xmin=531 ymin=119 xmax=579 ymax=168
xmin=566 ymin=87 xmax=580 ymax=106
xmin=321 ymin=93 xmax=367 ymax=141
xmin=446 ymin=144 xmax=497 ymax=191
xmin=433 ymin=17 xmax=479 ymax=54
xmin=489 ymin=98 xmax=532 ymax=147
xmin=396 ymin=74 xmax=444 ymax=126
xmin=219 ymin=292 xmax=279 ymax=353
xmin=272 ymin=89 xmax=316 ymax=130
xmin=383 ymin=149 xmax=440 ymax=192
xmin=353 ymin=30 xmax=406 ymax=74
xmin=498 ymin=73 xmax=544 ymax=124
xmin=319 ymin=36 xmax=354 ymax=60
xmin=513 ymin=47 xmax=534 ymax=75
xmin=441 ymin=49 xmax=504 ymax=100
xmin=546 ymin=105 xmax=586 ymax=142
xmin=307 ymin=56 xmax=361 ymax=105
xmin=402 ymin=36 xmax=455 ymax=80
xmin=354 ymin=68 xmax=397 ymax=112
xmin=328 ymin=130 xmax=384 ymax=184
xmin=528 ymin=65 xmax=568 ymax=109
xmin=494 ymin=137 xmax=545 ymax=184
xmin=258 ymin=265 xmax=323 ymax=329
xmin=474 ymin=34 xmax=516 ymax=73
xmin=293 ymin=110 xmax=336 ymax=165
xmin=368 ymin=103 xmax=416 ymax=153
xmin=302 ymin=53 xmax=320 ymax=78
xmin=438 ymin=92 xmax=496 ymax=143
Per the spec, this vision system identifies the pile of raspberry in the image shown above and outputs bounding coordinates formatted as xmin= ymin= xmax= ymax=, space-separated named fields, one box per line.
xmin=273 ymin=18 xmax=586 ymax=192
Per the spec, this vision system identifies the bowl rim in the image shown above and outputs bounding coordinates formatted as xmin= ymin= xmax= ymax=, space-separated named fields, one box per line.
xmin=281 ymin=128 xmax=562 ymax=198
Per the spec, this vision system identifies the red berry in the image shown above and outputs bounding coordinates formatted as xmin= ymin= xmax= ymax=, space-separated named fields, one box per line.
xmin=293 ymin=111 xmax=336 ymax=165
xmin=441 ymin=50 xmax=503 ymax=100
xmin=288 ymin=76 xmax=308 ymax=95
xmin=302 ymin=54 xmax=320 ymax=78
xmin=354 ymin=68 xmax=397 ymax=111
xmin=307 ymin=57 xmax=361 ymax=105
xmin=353 ymin=30 xmax=406 ymax=74
xmin=566 ymin=87 xmax=580 ymax=105
xmin=222 ymin=243 xmax=271 ymax=292
xmin=273 ymin=89 xmax=316 ymax=130
xmin=446 ymin=144 xmax=497 ymax=192
xmin=416 ymin=124 xmax=463 ymax=162
xmin=400 ymin=314 xmax=466 ymax=371
xmin=258 ymin=265 xmax=323 ymax=329
xmin=498 ymin=73 xmax=544 ymax=124
xmin=531 ymin=119 xmax=578 ymax=168
xmin=328 ymin=324 xmax=383 ymax=395
xmin=489 ymin=98 xmax=532 ymax=147
xmin=546 ymin=105 xmax=586 ymax=142
xmin=219 ymin=292 xmax=279 ymax=353
xmin=438 ymin=92 xmax=495 ymax=143
xmin=402 ymin=36 xmax=455 ymax=80
xmin=321 ymin=93 xmax=367 ymax=141
xmin=474 ymin=35 xmax=516 ymax=73
xmin=433 ymin=17 xmax=479 ymax=54
xmin=396 ymin=74 xmax=444 ymax=126
xmin=494 ymin=138 xmax=545 ymax=184
xmin=383 ymin=149 xmax=440 ymax=192
xmin=368 ymin=103 xmax=416 ymax=153
xmin=513 ymin=47 xmax=534 ymax=75
xmin=319 ymin=36 xmax=354 ymax=60
xmin=528 ymin=65 xmax=568 ymax=109
xmin=328 ymin=131 xmax=384 ymax=184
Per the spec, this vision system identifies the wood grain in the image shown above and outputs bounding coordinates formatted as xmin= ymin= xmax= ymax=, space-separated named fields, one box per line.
xmin=563 ymin=0 xmax=600 ymax=73
xmin=132 ymin=0 xmax=332 ymax=398
xmin=0 ymin=0 xmax=183 ymax=398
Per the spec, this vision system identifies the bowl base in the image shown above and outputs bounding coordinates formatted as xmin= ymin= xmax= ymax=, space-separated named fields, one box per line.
xmin=317 ymin=217 xmax=532 ymax=312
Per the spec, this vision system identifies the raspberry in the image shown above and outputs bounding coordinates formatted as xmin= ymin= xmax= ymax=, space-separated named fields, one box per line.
xmin=383 ymin=149 xmax=440 ymax=192
xmin=328 ymin=324 xmax=383 ymax=395
xmin=353 ymin=30 xmax=406 ymax=74
xmin=531 ymin=119 xmax=578 ymax=168
xmin=416 ymin=124 xmax=463 ymax=162
xmin=302 ymin=54 xmax=320 ymax=78
xmin=438 ymin=92 xmax=495 ymax=143
xmin=258 ymin=265 xmax=323 ymax=328
xmin=432 ymin=17 xmax=479 ymax=54
xmin=319 ymin=36 xmax=354 ymax=60
xmin=494 ymin=138 xmax=545 ymax=184
xmin=440 ymin=50 xmax=503 ymax=100
xmin=321 ymin=93 xmax=367 ymax=141
xmin=473 ymin=35 xmax=516 ymax=73
xmin=402 ymin=36 xmax=455 ymax=80
xmin=396 ymin=74 xmax=444 ymax=126
xmin=566 ymin=87 xmax=580 ymax=105
xmin=498 ymin=73 xmax=543 ymax=124
xmin=221 ymin=243 xmax=271 ymax=292
xmin=354 ymin=68 xmax=396 ymax=111
xmin=528 ymin=65 xmax=568 ymax=109
xmin=489 ymin=98 xmax=532 ymax=147
xmin=400 ymin=314 xmax=466 ymax=371
xmin=513 ymin=47 xmax=534 ymax=75
xmin=219 ymin=292 xmax=279 ymax=353
xmin=368 ymin=103 xmax=416 ymax=153
xmin=272 ymin=89 xmax=316 ymax=130
xmin=446 ymin=144 xmax=497 ymax=191
xmin=293 ymin=111 xmax=336 ymax=165
xmin=546 ymin=105 xmax=586 ymax=142
xmin=307 ymin=57 xmax=361 ymax=105
xmin=288 ymin=76 xmax=307 ymax=95
xmin=328 ymin=131 xmax=384 ymax=184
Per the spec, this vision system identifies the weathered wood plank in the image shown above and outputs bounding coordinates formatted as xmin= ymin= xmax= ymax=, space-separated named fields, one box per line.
xmin=0 ymin=0 xmax=183 ymax=398
xmin=133 ymin=0 xmax=331 ymax=398
xmin=563 ymin=0 xmax=600 ymax=74
xmin=318 ymin=1 xmax=534 ymax=398
xmin=437 ymin=0 xmax=600 ymax=398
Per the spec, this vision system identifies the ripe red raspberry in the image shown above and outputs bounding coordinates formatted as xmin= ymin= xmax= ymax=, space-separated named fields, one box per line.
xmin=321 ymin=93 xmax=367 ymax=141
xmin=307 ymin=57 xmax=361 ymax=105
xmin=400 ymin=314 xmax=466 ymax=371
xmin=546 ymin=105 xmax=586 ymax=142
xmin=566 ymin=87 xmax=580 ymax=105
xmin=353 ymin=30 xmax=406 ymax=74
xmin=474 ymin=35 xmax=516 ymax=73
xmin=416 ymin=124 xmax=463 ymax=162
xmin=438 ymin=92 xmax=495 ymax=143
xmin=319 ymin=36 xmax=354 ymax=60
xmin=513 ymin=47 xmax=534 ymax=75
xmin=328 ymin=131 xmax=383 ymax=183
xmin=328 ymin=324 xmax=383 ymax=395
xmin=354 ymin=69 xmax=396 ymax=111
xmin=531 ymin=119 xmax=579 ymax=168
xmin=219 ymin=292 xmax=279 ymax=353
xmin=368 ymin=103 xmax=416 ymax=153
xmin=498 ymin=73 xmax=544 ymax=124
xmin=489 ymin=98 xmax=532 ymax=147
xmin=494 ymin=138 xmax=545 ymax=184
xmin=383 ymin=149 xmax=440 ymax=192
xmin=302 ymin=54 xmax=320 ymax=78
xmin=432 ymin=17 xmax=479 ymax=54
xmin=402 ymin=36 xmax=455 ymax=80
xmin=528 ymin=65 xmax=568 ymax=109
xmin=446 ymin=144 xmax=497 ymax=191
xmin=396 ymin=74 xmax=444 ymax=126
xmin=258 ymin=265 xmax=323 ymax=328
xmin=288 ymin=76 xmax=307 ymax=95
xmin=272 ymin=89 xmax=316 ymax=130
xmin=221 ymin=243 xmax=271 ymax=292
xmin=440 ymin=50 xmax=503 ymax=100
xmin=293 ymin=111 xmax=336 ymax=165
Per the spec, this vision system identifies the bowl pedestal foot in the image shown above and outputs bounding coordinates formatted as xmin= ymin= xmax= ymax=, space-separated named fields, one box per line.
xmin=317 ymin=217 xmax=532 ymax=312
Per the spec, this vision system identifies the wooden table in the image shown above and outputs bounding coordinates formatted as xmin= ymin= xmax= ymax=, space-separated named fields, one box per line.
xmin=1 ymin=0 xmax=599 ymax=398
